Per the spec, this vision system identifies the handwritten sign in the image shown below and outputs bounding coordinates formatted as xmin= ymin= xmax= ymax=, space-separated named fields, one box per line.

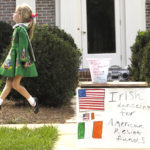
xmin=87 ymin=58 xmax=111 ymax=83
xmin=77 ymin=88 xmax=150 ymax=148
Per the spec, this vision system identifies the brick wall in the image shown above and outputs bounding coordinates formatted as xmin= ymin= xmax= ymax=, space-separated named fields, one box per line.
xmin=36 ymin=0 xmax=55 ymax=26
xmin=0 ymin=0 xmax=148 ymax=29
xmin=78 ymin=69 xmax=91 ymax=81
xmin=0 ymin=0 xmax=16 ymax=26
xmin=146 ymin=0 xmax=150 ymax=30
xmin=0 ymin=0 xmax=55 ymax=26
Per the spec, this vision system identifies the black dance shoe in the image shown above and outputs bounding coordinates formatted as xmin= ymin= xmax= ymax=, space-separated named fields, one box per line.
xmin=33 ymin=97 xmax=39 ymax=114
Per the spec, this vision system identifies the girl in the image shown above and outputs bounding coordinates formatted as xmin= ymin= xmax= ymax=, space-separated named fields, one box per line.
xmin=0 ymin=4 xmax=39 ymax=114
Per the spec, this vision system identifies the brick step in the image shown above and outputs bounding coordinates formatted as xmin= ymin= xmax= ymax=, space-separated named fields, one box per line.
xmin=78 ymin=69 xmax=91 ymax=81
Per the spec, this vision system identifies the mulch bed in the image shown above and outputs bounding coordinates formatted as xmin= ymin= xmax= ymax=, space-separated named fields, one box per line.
xmin=0 ymin=99 xmax=75 ymax=124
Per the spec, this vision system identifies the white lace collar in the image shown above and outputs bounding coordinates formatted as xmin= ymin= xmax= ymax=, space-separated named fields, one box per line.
xmin=13 ymin=23 xmax=30 ymax=29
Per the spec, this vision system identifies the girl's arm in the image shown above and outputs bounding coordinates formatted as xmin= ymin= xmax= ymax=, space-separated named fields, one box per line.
xmin=18 ymin=27 xmax=29 ymax=64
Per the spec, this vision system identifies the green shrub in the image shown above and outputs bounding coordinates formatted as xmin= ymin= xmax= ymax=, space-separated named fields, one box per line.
xmin=6 ymin=25 xmax=81 ymax=106
xmin=129 ymin=31 xmax=150 ymax=81
xmin=140 ymin=41 xmax=150 ymax=84
xmin=129 ymin=31 xmax=150 ymax=85
xmin=0 ymin=21 xmax=13 ymax=60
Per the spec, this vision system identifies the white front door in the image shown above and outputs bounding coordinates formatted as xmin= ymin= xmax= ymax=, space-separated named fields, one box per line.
xmin=56 ymin=0 xmax=146 ymax=69
xmin=81 ymin=0 xmax=121 ymax=68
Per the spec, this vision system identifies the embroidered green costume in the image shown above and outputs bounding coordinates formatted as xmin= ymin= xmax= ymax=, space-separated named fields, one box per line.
xmin=0 ymin=24 xmax=38 ymax=77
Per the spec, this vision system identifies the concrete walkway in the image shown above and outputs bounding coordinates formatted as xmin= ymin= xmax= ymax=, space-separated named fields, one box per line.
xmin=53 ymin=96 xmax=77 ymax=150
xmin=53 ymin=123 xmax=77 ymax=150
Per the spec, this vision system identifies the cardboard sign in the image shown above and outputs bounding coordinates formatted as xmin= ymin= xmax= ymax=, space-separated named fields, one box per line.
xmin=77 ymin=88 xmax=150 ymax=148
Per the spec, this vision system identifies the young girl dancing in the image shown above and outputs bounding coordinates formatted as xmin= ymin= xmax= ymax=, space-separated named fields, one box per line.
xmin=0 ymin=4 xmax=39 ymax=114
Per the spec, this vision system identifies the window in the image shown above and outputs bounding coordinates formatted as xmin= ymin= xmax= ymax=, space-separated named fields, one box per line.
xmin=87 ymin=0 xmax=116 ymax=54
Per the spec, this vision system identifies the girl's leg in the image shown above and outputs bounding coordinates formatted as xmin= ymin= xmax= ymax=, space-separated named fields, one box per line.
xmin=12 ymin=75 xmax=30 ymax=99
xmin=12 ymin=75 xmax=39 ymax=113
xmin=0 ymin=77 xmax=13 ymax=106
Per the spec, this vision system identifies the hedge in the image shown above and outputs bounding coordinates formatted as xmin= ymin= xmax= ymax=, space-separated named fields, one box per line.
xmin=0 ymin=24 xmax=81 ymax=106
xmin=129 ymin=31 xmax=150 ymax=85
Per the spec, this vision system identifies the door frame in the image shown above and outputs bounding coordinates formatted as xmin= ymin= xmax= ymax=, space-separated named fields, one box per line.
xmin=55 ymin=0 xmax=124 ymax=68
xmin=54 ymin=0 xmax=146 ymax=69
xmin=81 ymin=0 xmax=123 ymax=68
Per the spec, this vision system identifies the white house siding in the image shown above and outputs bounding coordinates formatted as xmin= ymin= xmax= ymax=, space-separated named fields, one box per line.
xmin=57 ymin=0 xmax=81 ymax=48
xmin=125 ymin=0 xmax=146 ymax=66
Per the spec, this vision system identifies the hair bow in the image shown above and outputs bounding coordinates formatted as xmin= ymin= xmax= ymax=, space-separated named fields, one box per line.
xmin=32 ymin=13 xmax=38 ymax=18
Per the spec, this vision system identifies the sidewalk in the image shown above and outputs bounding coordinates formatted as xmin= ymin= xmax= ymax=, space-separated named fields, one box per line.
xmin=53 ymin=123 xmax=76 ymax=150
xmin=53 ymin=96 xmax=77 ymax=150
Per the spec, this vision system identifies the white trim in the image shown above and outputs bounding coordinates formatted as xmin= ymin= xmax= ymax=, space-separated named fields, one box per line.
xmin=82 ymin=0 xmax=121 ymax=68
xmin=125 ymin=0 xmax=146 ymax=66
xmin=119 ymin=0 xmax=127 ymax=67
xmin=81 ymin=0 xmax=88 ymax=68
xmin=16 ymin=0 xmax=36 ymax=14
xmin=55 ymin=0 xmax=60 ymax=26
xmin=76 ymin=0 xmax=82 ymax=51
xmin=56 ymin=0 xmax=82 ymax=50
xmin=141 ymin=0 xmax=146 ymax=30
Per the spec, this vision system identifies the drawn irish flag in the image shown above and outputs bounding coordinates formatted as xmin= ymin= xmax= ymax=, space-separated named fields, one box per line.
xmin=78 ymin=121 xmax=103 ymax=139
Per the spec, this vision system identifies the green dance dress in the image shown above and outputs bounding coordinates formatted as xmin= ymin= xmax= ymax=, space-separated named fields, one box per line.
xmin=0 ymin=24 xmax=38 ymax=77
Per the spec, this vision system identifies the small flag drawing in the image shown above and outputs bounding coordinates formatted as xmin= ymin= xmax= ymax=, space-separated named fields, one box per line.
xmin=91 ymin=112 xmax=95 ymax=120
xmin=78 ymin=121 xmax=103 ymax=139
xmin=93 ymin=121 xmax=103 ymax=139
xmin=78 ymin=122 xmax=85 ymax=139
xmin=83 ymin=113 xmax=89 ymax=121
xmin=84 ymin=122 xmax=93 ymax=139
xmin=78 ymin=88 xmax=105 ymax=111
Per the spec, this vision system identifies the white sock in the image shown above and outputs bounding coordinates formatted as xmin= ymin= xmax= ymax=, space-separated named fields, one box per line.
xmin=0 ymin=98 xmax=3 ymax=105
xmin=27 ymin=96 xmax=36 ymax=107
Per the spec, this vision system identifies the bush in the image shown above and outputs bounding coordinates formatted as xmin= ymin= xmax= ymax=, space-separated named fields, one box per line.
xmin=129 ymin=31 xmax=150 ymax=84
xmin=0 ymin=21 xmax=13 ymax=60
xmin=6 ymin=25 xmax=81 ymax=106
xmin=140 ymin=41 xmax=150 ymax=84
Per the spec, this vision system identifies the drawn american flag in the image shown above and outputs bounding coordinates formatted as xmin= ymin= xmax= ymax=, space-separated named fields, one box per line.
xmin=78 ymin=89 xmax=105 ymax=111
xmin=83 ymin=113 xmax=89 ymax=121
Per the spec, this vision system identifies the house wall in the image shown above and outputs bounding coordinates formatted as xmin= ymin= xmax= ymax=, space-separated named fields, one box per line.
xmin=0 ymin=0 xmax=149 ymax=30
xmin=146 ymin=0 xmax=150 ymax=30
xmin=36 ymin=0 xmax=55 ymax=26
xmin=0 ymin=0 xmax=55 ymax=26
xmin=0 ymin=0 xmax=16 ymax=26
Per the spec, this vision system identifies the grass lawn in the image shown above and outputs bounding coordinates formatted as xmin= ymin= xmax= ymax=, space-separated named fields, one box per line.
xmin=0 ymin=125 xmax=58 ymax=150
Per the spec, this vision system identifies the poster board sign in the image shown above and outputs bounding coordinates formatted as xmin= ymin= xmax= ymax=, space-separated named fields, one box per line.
xmin=77 ymin=88 xmax=150 ymax=148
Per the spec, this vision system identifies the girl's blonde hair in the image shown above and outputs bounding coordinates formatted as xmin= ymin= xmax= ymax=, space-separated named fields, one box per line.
xmin=16 ymin=4 xmax=35 ymax=40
